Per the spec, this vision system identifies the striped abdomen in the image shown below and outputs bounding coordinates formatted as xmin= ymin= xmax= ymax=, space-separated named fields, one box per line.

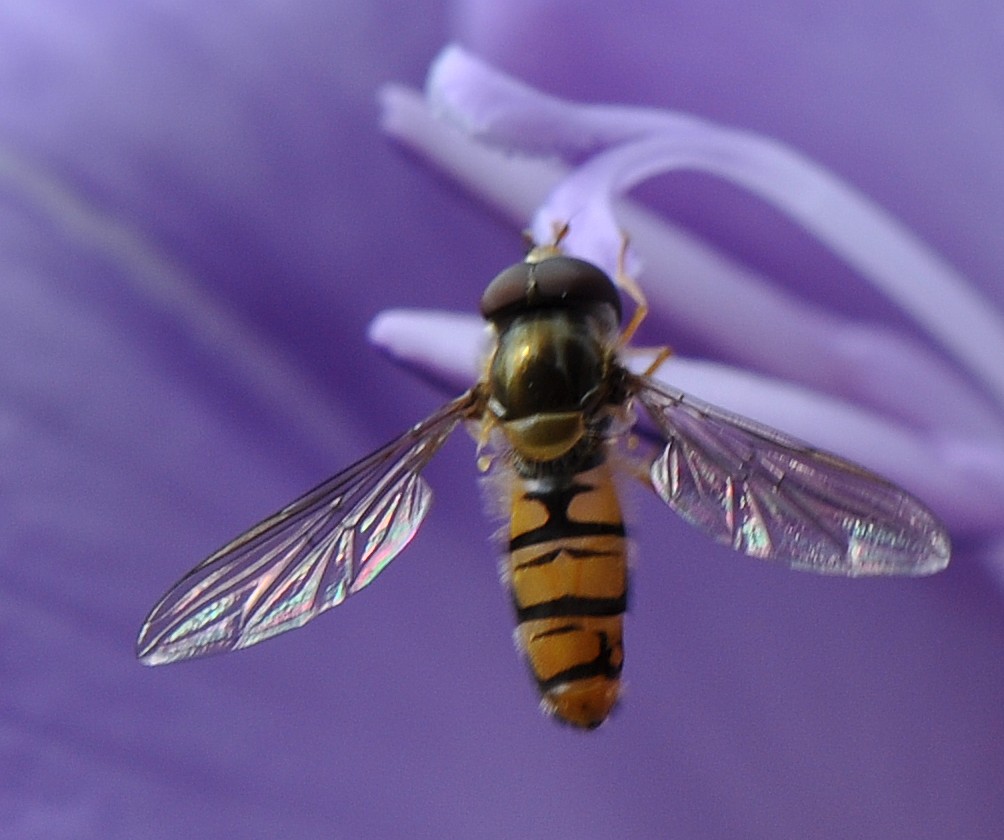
xmin=508 ymin=458 xmax=627 ymax=729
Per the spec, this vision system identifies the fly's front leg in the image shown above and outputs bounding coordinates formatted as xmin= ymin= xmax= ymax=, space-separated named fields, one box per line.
xmin=613 ymin=234 xmax=672 ymax=379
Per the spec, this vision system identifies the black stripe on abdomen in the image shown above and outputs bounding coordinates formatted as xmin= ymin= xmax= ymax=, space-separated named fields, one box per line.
xmin=506 ymin=460 xmax=628 ymax=728
xmin=508 ymin=480 xmax=625 ymax=551
xmin=515 ymin=593 xmax=627 ymax=623
xmin=535 ymin=630 xmax=622 ymax=693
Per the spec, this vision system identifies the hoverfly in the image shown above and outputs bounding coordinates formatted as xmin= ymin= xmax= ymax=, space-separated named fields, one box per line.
xmin=137 ymin=231 xmax=951 ymax=729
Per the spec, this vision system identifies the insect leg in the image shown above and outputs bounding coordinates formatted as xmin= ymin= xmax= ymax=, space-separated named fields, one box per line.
xmin=613 ymin=234 xmax=672 ymax=378
xmin=614 ymin=233 xmax=651 ymax=347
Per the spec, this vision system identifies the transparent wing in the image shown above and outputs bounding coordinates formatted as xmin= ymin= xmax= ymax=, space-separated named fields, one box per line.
xmin=631 ymin=375 xmax=950 ymax=576
xmin=137 ymin=389 xmax=481 ymax=665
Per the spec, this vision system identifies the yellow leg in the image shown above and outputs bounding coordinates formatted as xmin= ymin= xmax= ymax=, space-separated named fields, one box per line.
xmin=614 ymin=233 xmax=649 ymax=347
xmin=641 ymin=346 xmax=672 ymax=378
xmin=611 ymin=234 xmax=673 ymax=380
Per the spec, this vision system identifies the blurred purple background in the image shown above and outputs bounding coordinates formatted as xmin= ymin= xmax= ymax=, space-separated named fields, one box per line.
xmin=2 ymin=2 xmax=1003 ymax=838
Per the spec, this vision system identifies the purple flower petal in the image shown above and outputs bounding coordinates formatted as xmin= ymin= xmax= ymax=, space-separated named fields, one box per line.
xmin=383 ymin=67 xmax=1003 ymax=431
xmin=370 ymin=307 xmax=1004 ymax=534
xmin=422 ymin=46 xmax=1004 ymax=420
xmin=379 ymin=48 xmax=1004 ymax=536
xmin=7 ymin=5 xmax=1004 ymax=840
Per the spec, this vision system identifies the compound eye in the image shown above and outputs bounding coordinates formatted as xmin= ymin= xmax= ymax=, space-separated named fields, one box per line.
xmin=480 ymin=256 xmax=622 ymax=323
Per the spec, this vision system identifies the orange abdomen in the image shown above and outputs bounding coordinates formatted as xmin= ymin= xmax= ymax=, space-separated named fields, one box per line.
xmin=507 ymin=459 xmax=627 ymax=728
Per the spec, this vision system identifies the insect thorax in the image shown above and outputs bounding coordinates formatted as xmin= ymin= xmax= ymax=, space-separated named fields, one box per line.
xmin=486 ymin=308 xmax=622 ymax=468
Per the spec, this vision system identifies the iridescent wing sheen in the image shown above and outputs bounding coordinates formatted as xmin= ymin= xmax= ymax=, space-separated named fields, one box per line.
xmin=630 ymin=374 xmax=950 ymax=576
xmin=137 ymin=390 xmax=481 ymax=665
